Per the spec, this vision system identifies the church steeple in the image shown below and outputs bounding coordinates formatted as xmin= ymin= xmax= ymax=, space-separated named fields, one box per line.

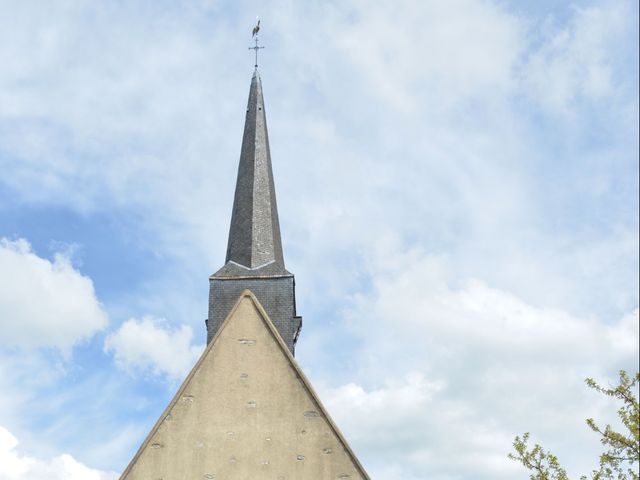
xmin=225 ymin=69 xmax=286 ymax=273
xmin=207 ymin=69 xmax=301 ymax=354
xmin=119 ymin=33 xmax=369 ymax=479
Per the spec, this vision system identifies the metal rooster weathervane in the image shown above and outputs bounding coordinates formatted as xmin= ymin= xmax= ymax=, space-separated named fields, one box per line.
xmin=249 ymin=18 xmax=264 ymax=68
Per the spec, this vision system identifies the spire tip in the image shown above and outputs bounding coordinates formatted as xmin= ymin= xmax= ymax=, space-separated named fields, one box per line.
xmin=248 ymin=22 xmax=265 ymax=68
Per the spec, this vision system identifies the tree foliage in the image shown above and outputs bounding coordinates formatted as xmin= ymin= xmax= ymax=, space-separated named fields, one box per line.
xmin=509 ymin=370 xmax=639 ymax=480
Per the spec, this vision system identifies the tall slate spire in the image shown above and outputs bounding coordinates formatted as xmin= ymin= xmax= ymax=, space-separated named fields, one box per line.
xmin=207 ymin=69 xmax=302 ymax=354
xmin=121 ymin=62 xmax=369 ymax=480
xmin=225 ymin=69 xmax=285 ymax=272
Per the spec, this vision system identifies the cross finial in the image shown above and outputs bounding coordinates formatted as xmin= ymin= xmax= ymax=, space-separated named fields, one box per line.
xmin=249 ymin=18 xmax=264 ymax=68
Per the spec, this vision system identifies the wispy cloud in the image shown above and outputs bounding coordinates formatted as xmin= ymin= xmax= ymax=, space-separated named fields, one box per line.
xmin=322 ymin=247 xmax=639 ymax=478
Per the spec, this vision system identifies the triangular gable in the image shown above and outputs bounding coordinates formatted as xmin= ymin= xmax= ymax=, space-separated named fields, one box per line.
xmin=120 ymin=290 xmax=369 ymax=479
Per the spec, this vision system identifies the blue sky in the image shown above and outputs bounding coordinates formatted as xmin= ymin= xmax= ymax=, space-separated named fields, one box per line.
xmin=0 ymin=1 xmax=638 ymax=478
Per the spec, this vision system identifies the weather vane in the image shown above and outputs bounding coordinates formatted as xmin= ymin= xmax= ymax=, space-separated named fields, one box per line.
xmin=249 ymin=17 xmax=264 ymax=68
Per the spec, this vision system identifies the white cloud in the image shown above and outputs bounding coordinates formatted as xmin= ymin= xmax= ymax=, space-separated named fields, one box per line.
xmin=0 ymin=238 xmax=107 ymax=353
xmin=329 ymin=0 xmax=523 ymax=111
xmin=522 ymin=1 xmax=631 ymax=112
xmin=0 ymin=1 xmax=240 ymax=267
xmin=0 ymin=1 xmax=635 ymax=308
xmin=0 ymin=426 xmax=117 ymax=480
xmin=268 ymin=0 xmax=638 ymax=325
xmin=319 ymin=247 xmax=639 ymax=479
xmin=104 ymin=316 xmax=204 ymax=379
xmin=323 ymin=372 xmax=444 ymax=452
